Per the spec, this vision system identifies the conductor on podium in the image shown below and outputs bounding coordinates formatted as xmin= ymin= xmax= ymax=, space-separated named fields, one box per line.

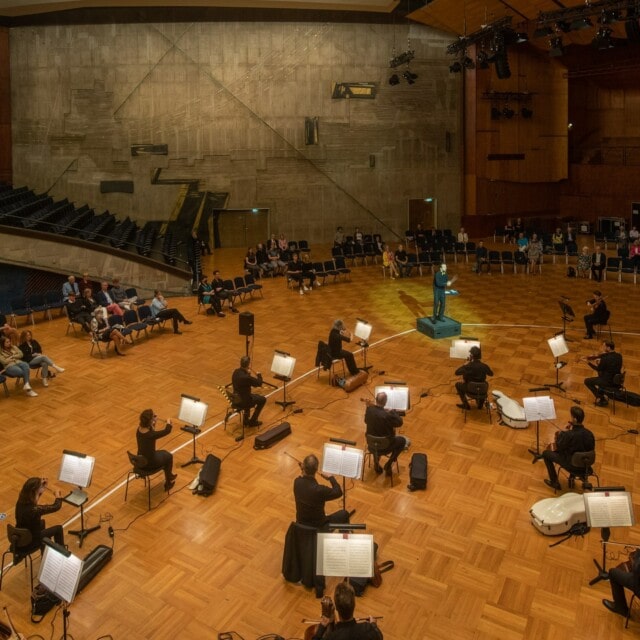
xmin=232 ymin=355 xmax=266 ymax=427
xmin=431 ymin=263 xmax=452 ymax=323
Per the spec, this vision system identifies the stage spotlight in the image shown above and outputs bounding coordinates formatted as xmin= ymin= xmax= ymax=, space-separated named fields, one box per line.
xmin=463 ymin=56 xmax=475 ymax=70
xmin=556 ymin=20 xmax=572 ymax=33
xmin=592 ymin=27 xmax=615 ymax=49
xmin=449 ymin=61 xmax=462 ymax=73
xmin=570 ymin=17 xmax=592 ymax=31
xmin=494 ymin=51 xmax=511 ymax=79
xmin=502 ymin=106 xmax=515 ymax=119
xmin=403 ymin=70 xmax=418 ymax=84
xmin=477 ymin=50 xmax=490 ymax=69
xmin=601 ymin=10 xmax=620 ymax=24
xmin=533 ymin=25 xmax=553 ymax=38
xmin=491 ymin=107 xmax=501 ymax=120
xmin=549 ymin=36 xmax=565 ymax=57
xmin=521 ymin=107 xmax=533 ymax=119
xmin=388 ymin=74 xmax=400 ymax=86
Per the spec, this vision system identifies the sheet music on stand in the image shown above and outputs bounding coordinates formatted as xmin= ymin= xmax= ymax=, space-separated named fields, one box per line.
xmin=316 ymin=532 xmax=374 ymax=578
xmin=584 ymin=490 xmax=635 ymax=528
xmin=322 ymin=442 xmax=364 ymax=479
xmin=58 ymin=450 xmax=95 ymax=489
xmin=547 ymin=334 xmax=569 ymax=358
xmin=523 ymin=396 xmax=556 ymax=422
xmin=271 ymin=352 xmax=296 ymax=378
xmin=449 ymin=339 xmax=481 ymax=359
xmin=178 ymin=394 xmax=208 ymax=427
xmin=38 ymin=540 xmax=83 ymax=604
xmin=374 ymin=384 xmax=410 ymax=412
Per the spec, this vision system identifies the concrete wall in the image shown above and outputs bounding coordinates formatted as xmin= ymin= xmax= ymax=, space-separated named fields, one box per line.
xmin=10 ymin=21 xmax=461 ymax=243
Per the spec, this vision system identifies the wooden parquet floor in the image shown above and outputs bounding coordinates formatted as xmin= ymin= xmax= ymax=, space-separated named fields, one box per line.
xmin=2 ymin=240 xmax=640 ymax=640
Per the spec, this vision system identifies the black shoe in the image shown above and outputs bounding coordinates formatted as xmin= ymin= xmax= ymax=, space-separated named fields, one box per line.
xmin=164 ymin=480 xmax=175 ymax=491
xmin=183 ymin=320 xmax=192 ymax=325
xmin=544 ymin=479 xmax=561 ymax=491
xmin=456 ymin=403 xmax=471 ymax=410
xmin=248 ymin=420 xmax=262 ymax=427
xmin=169 ymin=473 xmax=178 ymax=481
xmin=174 ymin=330 xmax=183 ymax=335
xmin=602 ymin=599 xmax=629 ymax=617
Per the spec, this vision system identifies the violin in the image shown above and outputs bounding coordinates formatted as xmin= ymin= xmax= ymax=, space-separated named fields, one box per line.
xmin=545 ymin=422 xmax=573 ymax=452
xmin=586 ymin=296 xmax=607 ymax=311
xmin=303 ymin=596 xmax=335 ymax=640
xmin=575 ymin=352 xmax=606 ymax=364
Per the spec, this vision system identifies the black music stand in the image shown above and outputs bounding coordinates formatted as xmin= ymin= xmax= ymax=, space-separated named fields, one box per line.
xmin=178 ymin=394 xmax=208 ymax=467
xmin=523 ymin=392 xmax=555 ymax=463
xmin=272 ymin=350 xmax=296 ymax=410
xmin=558 ymin=299 xmax=575 ymax=342
xmin=325 ymin=438 xmax=363 ymax=512
xmin=58 ymin=450 xmax=99 ymax=548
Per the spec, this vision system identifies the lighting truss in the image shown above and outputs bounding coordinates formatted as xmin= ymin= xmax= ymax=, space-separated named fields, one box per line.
xmin=535 ymin=0 xmax=640 ymax=32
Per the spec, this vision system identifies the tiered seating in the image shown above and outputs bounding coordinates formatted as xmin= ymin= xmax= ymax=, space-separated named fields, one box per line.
xmin=108 ymin=217 xmax=138 ymax=249
xmin=79 ymin=211 xmax=116 ymax=242
xmin=136 ymin=222 xmax=158 ymax=257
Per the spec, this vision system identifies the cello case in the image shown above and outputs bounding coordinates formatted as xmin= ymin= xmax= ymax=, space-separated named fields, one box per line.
xmin=492 ymin=389 xmax=528 ymax=429
xmin=530 ymin=492 xmax=587 ymax=536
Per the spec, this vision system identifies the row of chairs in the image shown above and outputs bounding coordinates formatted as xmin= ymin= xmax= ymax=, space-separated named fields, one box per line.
xmin=1 ymin=291 xmax=67 ymax=327
xmin=602 ymin=257 xmax=640 ymax=284
xmin=197 ymin=275 xmax=263 ymax=313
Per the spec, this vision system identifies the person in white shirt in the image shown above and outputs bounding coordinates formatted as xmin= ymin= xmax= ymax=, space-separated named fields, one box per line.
xmin=457 ymin=227 xmax=468 ymax=244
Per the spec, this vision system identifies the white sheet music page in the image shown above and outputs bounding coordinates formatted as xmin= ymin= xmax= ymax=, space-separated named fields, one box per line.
xmin=178 ymin=398 xmax=208 ymax=427
xmin=321 ymin=443 xmax=364 ymax=479
xmin=316 ymin=533 xmax=374 ymax=577
xmin=584 ymin=492 xmax=635 ymax=528
xmin=58 ymin=453 xmax=95 ymax=488
xmin=39 ymin=546 xmax=83 ymax=603
xmin=523 ymin=396 xmax=556 ymax=422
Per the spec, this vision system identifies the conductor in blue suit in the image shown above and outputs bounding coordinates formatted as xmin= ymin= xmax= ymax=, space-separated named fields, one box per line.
xmin=431 ymin=263 xmax=452 ymax=322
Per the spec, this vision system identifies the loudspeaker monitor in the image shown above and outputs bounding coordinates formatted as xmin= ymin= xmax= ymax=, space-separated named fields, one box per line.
xmin=239 ymin=311 xmax=254 ymax=336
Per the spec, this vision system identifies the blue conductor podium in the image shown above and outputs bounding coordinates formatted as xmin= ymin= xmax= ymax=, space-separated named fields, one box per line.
xmin=416 ymin=316 xmax=461 ymax=339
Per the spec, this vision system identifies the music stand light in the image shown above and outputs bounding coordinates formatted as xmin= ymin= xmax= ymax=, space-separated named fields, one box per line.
xmin=178 ymin=393 xmax=208 ymax=467
xmin=354 ymin=318 xmax=373 ymax=371
xmin=272 ymin=350 xmax=296 ymax=410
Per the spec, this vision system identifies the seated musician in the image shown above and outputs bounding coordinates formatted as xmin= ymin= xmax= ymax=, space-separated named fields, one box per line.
xmin=454 ymin=346 xmax=493 ymax=410
xmin=312 ymin=581 xmax=383 ymax=640
xmin=583 ymin=290 xmax=608 ymax=340
xmin=364 ymin=392 xmax=408 ymax=477
xmin=603 ymin=551 xmax=640 ymax=618
xmin=328 ymin=320 xmax=360 ymax=377
xmin=542 ymin=406 xmax=595 ymax=491
xmin=231 ymin=355 xmax=266 ymax=427
xmin=583 ymin=340 xmax=623 ymax=407
xmin=294 ymin=454 xmax=351 ymax=529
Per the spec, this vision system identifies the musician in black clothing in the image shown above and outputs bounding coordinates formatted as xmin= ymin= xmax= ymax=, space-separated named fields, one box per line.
xmin=212 ymin=270 xmax=239 ymax=314
xmin=293 ymin=454 xmax=350 ymax=528
xmin=454 ymin=346 xmax=493 ymax=410
xmin=231 ymin=355 xmax=266 ymax=426
xmin=603 ymin=552 xmax=640 ymax=618
xmin=364 ymin=392 xmax=408 ymax=476
xmin=136 ymin=409 xmax=176 ymax=491
xmin=584 ymin=290 xmax=608 ymax=339
xmin=584 ymin=340 xmax=623 ymax=407
xmin=312 ymin=581 xmax=383 ymax=640
xmin=328 ymin=320 xmax=360 ymax=376
xmin=15 ymin=477 xmax=64 ymax=549
xmin=542 ymin=406 xmax=595 ymax=491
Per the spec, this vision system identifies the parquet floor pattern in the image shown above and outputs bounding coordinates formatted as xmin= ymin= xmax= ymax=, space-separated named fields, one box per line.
xmin=1 ymin=240 xmax=640 ymax=640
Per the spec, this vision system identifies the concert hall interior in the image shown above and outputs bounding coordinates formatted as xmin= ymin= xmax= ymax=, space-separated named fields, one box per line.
xmin=2 ymin=1 xmax=640 ymax=639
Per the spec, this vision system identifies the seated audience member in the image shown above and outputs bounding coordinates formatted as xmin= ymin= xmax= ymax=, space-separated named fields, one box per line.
xmin=301 ymin=253 xmax=320 ymax=287
xmin=244 ymin=247 xmax=262 ymax=279
xmin=382 ymin=244 xmax=399 ymax=279
xmin=62 ymin=274 xmax=80 ymax=301
xmin=78 ymin=272 xmax=94 ymax=294
xmin=334 ymin=226 xmax=345 ymax=247
xmin=629 ymin=226 xmax=640 ymax=241
xmin=96 ymin=281 xmax=121 ymax=314
xmin=232 ymin=355 xmax=267 ymax=426
xmin=354 ymin=227 xmax=364 ymax=245
xmin=475 ymin=241 xmax=489 ymax=274
xmin=110 ymin=278 xmax=136 ymax=309
xmin=364 ymin=391 xmax=408 ymax=477
xmin=457 ymin=227 xmax=468 ymax=244
xmin=18 ymin=330 xmax=65 ymax=386
xmin=278 ymin=233 xmax=290 ymax=261
xmin=630 ymin=239 xmax=640 ymax=269
xmin=15 ymin=477 xmax=64 ymax=549
xmin=91 ymin=309 xmax=128 ymax=355
xmin=542 ymin=406 xmax=594 ymax=491
xmin=591 ymin=245 xmax=605 ymax=282
xmin=394 ymin=243 xmax=412 ymax=277
xmin=0 ymin=336 xmax=39 ymax=396
xmin=312 ymin=581 xmax=383 ymax=640
xmin=454 ymin=346 xmax=493 ymax=410
xmin=198 ymin=274 xmax=224 ymax=317
xmin=504 ymin=218 xmax=515 ymax=243
xmin=414 ymin=223 xmax=426 ymax=248
xmin=328 ymin=319 xmax=359 ymax=376
xmin=255 ymin=243 xmax=273 ymax=276
xmin=65 ymin=292 xmax=93 ymax=333
xmin=0 ymin=313 xmax=19 ymax=345
xmin=136 ymin=409 xmax=177 ymax=491
xmin=287 ymin=252 xmax=307 ymax=296
xmin=527 ymin=233 xmax=542 ymax=275
xmin=516 ymin=232 xmax=529 ymax=252
xmin=267 ymin=245 xmax=286 ymax=276
xmin=150 ymin=290 xmax=192 ymax=335
xmin=212 ymin=270 xmax=239 ymax=313
xmin=551 ymin=227 xmax=564 ymax=247
xmin=577 ymin=246 xmax=592 ymax=278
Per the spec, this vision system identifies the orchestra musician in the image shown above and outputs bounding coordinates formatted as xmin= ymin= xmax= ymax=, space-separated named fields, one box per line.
xmin=328 ymin=320 xmax=360 ymax=377
xmin=455 ymin=346 xmax=493 ymax=410
xmin=364 ymin=392 xmax=409 ymax=477
xmin=603 ymin=550 xmax=640 ymax=618
xmin=136 ymin=409 xmax=177 ymax=491
xmin=15 ymin=477 xmax=65 ymax=549
xmin=232 ymin=355 xmax=267 ymax=427
xmin=311 ymin=581 xmax=383 ymax=640
xmin=293 ymin=454 xmax=352 ymax=529
xmin=583 ymin=290 xmax=608 ymax=340
xmin=542 ymin=406 xmax=595 ymax=491
xmin=431 ymin=263 xmax=453 ymax=323
xmin=582 ymin=340 xmax=623 ymax=407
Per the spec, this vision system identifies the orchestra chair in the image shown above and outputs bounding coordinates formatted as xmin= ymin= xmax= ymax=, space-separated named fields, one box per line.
xmin=557 ymin=450 xmax=599 ymax=491
xmin=282 ymin=521 xmax=325 ymax=597
xmin=595 ymin=309 xmax=612 ymax=341
xmin=364 ymin=434 xmax=399 ymax=487
xmin=124 ymin=452 xmax=166 ymax=511
xmin=598 ymin=371 xmax=627 ymax=415
xmin=217 ymin=385 xmax=246 ymax=432
xmin=461 ymin=381 xmax=492 ymax=424
xmin=315 ymin=340 xmax=346 ymax=384
xmin=0 ymin=524 xmax=40 ymax=592
xmin=625 ymin=585 xmax=640 ymax=629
